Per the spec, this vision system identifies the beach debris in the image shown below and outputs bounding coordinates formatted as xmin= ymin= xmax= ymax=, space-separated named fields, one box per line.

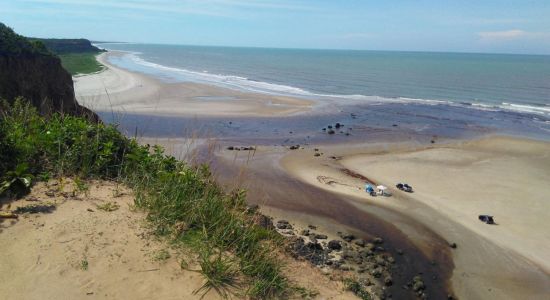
xmin=308 ymin=225 xmax=317 ymax=230
xmin=449 ymin=242 xmax=457 ymax=249
xmin=327 ymin=129 xmax=335 ymax=135
xmin=314 ymin=153 xmax=321 ymax=157
xmin=335 ymin=122 xmax=343 ymax=129
xmin=289 ymin=145 xmax=300 ymax=150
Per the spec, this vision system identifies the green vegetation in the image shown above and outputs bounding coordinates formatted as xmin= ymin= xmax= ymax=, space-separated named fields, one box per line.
xmin=0 ymin=98 xmax=289 ymax=299
xmin=0 ymin=23 xmax=51 ymax=56
xmin=29 ymin=38 xmax=103 ymax=54
xmin=343 ymin=278 xmax=372 ymax=300
xmin=59 ymin=53 xmax=104 ymax=75
xmin=80 ymin=258 xmax=89 ymax=271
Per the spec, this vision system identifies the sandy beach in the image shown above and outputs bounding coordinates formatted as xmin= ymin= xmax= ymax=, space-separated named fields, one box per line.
xmin=281 ymin=136 xmax=550 ymax=299
xmin=74 ymin=52 xmax=313 ymax=117
xmin=71 ymin=53 xmax=550 ymax=299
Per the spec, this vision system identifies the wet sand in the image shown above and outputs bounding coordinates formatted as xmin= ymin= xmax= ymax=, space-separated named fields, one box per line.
xmin=281 ymin=136 xmax=550 ymax=299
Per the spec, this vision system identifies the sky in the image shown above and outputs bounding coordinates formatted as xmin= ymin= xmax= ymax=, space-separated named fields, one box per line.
xmin=1 ymin=0 xmax=550 ymax=54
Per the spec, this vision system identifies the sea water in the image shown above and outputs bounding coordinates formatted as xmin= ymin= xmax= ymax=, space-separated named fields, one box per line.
xmin=96 ymin=43 xmax=550 ymax=139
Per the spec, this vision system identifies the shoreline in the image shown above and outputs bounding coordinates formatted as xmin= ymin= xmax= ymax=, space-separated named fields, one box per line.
xmin=74 ymin=51 xmax=314 ymax=118
xmin=73 ymin=53 xmax=550 ymax=299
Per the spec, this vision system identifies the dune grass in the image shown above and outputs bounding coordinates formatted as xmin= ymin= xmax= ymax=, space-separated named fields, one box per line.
xmin=59 ymin=52 xmax=104 ymax=75
xmin=0 ymin=98 xmax=289 ymax=299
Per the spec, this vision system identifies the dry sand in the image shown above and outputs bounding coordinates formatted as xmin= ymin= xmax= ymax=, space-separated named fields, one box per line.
xmin=0 ymin=179 xmax=355 ymax=300
xmin=281 ymin=136 xmax=550 ymax=299
xmin=74 ymin=52 xmax=313 ymax=117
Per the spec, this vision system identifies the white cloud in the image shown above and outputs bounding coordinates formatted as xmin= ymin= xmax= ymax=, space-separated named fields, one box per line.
xmin=478 ymin=29 xmax=550 ymax=41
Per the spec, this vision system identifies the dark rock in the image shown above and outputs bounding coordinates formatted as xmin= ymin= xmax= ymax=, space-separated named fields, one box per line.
xmin=327 ymin=240 xmax=342 ymax=250
xmin=450 ymin=242 xmax=457 ymax=249
xmin=384 ymin=276 xmax=393 ymax=286
xmin=342 ymin=233 xmax=355 ymax=242
xmin=354 ymin=238 xmax=366 ymax=247
xmin=308 ymin=225 xmax=317 ymax=230
xmin=314 ymin=153 xmax=321 ymax=157
xmin=314 ymin=148 xmax=319 ymax=151
xmin=335 ymin=123 xmax=342 ymax=128
xmin=276 ymin=223 xmax=293 ymax=230
xmin=300 ymin=229 xmax=310 ymax=236
xmin=328 ymin=125 xmax=333 ymax=129
xmin=288 ymin=237 xmax=328 ymax=265
xmin=226 ymin=146 xmax=234 ymax=150
xmin=373 ymin=237 xmax=384 ymax=244
xmin=246 ymin=204 xmax=259 ymax=212
xmin=289 ymin=145 xmax=300 ymax=150
xmin=327 ymin=129 xmax=335 ymax=135
xmin=314 ymin=234 xmax=328 ymax=240
xmin=375 ymin=256 xmax=386 ymax=267
xmin=370 ymin=268 xmax=383 ymax=277
xmin=255 ymin=214 xmax=274 ymax=230
xmin=45 ymin=191 xmax=55 ymax=197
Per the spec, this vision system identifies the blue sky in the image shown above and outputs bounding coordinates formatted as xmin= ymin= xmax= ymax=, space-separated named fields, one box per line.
xmin=2 ymin=0 xmax=550 ymax=54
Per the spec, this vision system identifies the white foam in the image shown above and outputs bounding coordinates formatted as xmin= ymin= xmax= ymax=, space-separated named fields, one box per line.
xmin=112 ymin=51 xmax=550 ymax=118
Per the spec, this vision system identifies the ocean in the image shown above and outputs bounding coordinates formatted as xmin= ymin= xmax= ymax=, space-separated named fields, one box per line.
xmin=94 ymin=43 xmax=550 ymax=140
xmin=98 ymin=43 xmax=550 ymax=116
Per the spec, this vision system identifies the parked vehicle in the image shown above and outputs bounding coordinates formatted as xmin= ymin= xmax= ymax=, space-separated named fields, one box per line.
xmin=478 ymin=215 xmax=495 ymax=224
xmin=396 ymin=183 xmax=413 ymax=193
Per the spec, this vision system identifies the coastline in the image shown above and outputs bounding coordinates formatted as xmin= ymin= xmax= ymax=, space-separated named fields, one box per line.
xmin=74 ymin=51 xmax=314 ymax=117
xmin=73 ymin=51 xmax=550 ymax=299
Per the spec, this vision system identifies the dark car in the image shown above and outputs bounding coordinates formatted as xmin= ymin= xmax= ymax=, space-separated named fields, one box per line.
xmin=396 ymin=183 xmax=413 ymax=193
xmin=478 ymin=215 xmax=495 ymax=224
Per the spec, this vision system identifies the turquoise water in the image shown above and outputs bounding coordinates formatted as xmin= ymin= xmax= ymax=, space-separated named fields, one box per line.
xmin=99 ymin=43 xmax=550 ymax=117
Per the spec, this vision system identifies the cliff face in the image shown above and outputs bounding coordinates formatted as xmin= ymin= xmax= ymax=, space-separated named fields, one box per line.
xmin=0 ymin=23 xmax=99 ymax=122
